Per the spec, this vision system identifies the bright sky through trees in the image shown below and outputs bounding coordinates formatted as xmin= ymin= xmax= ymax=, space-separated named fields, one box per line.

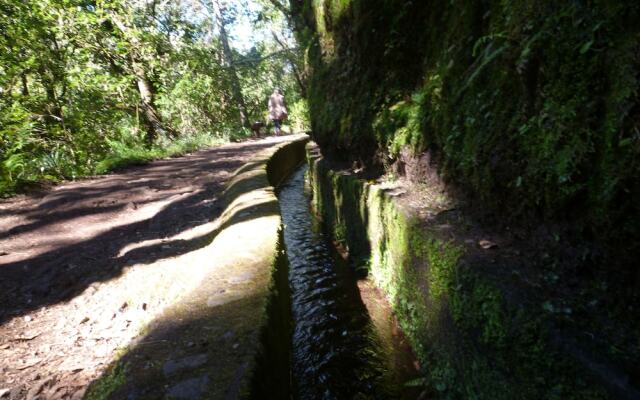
xmin=228 ymin=0 xmax=267 ymax=51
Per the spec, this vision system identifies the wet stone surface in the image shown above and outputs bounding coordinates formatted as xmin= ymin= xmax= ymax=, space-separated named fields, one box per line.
xmin=163 ymin=354 xmax=208 ymax=377
xmin=166 ymin=375 xmax=210 ymax=399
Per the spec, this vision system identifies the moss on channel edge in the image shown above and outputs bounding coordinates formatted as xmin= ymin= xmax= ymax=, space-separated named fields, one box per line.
xmin=306 ymin=144 xmax=609 ymax=399
xmin=85 ymin=362 xmax=128 ymax=400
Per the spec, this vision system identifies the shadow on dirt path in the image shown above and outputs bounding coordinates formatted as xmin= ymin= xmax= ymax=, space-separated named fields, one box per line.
xmin=0 ymin=138 xmax=287 ymax=323
xmin=0 ymin=136 xmax=295 ymax=399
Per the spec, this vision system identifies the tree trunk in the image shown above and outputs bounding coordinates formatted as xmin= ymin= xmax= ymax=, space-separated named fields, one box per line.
xmin=21 ymin=72 xmax=29 ymax=96
xmin=133 ymin=63 xmax=176 ymax=145
xmin=212 ymin=0 xmax=249 ymax=128
xmin=38 ymin=66 xmax=63 ymax=126
xmin=105 ymin=9 xmax=176 ymax=144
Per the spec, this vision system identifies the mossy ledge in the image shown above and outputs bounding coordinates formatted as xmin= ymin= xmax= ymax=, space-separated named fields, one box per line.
xmin=86 ymin=135 xmax=308 ymax=400
xmin=306 ymin=142 xmax=638 ymax=400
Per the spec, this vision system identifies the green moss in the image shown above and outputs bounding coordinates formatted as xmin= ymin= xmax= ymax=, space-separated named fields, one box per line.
xmin=373 ymin=93 xmax=427 ymax=159
xmin=306 ymin=148 xmax=611 ymax=399
xmin=85 ymin=362 xmax=128 ymax=400
xmin=308 ymin=157 xmax=370 ymax=260
xmin=411 ymin=234 xmax=462 ymax=301
xmin=250 ymin=228 xmax=292 ymax=399
xmin=465 ymin=282 xmax=507 ymax=347
xmin=366 ymin=187 xmax=409 ymax=305
xmin=293 ymin=0 xmax=640 ymax=276
xmin=333 ymin=221 xmax=347 ymax=244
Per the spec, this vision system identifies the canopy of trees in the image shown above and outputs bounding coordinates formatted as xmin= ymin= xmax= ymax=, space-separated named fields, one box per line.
xmin=0 ymin=0 xmax=307 ymax=195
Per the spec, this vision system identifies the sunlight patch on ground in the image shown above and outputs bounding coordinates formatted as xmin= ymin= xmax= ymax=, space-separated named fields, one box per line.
xmin=1 ymin=188 xmax=204 ymax=264
xmin=0 ymin=136 xmax=313 ymax=400
xmin=0 ymin=200 xmax=278 ymax=395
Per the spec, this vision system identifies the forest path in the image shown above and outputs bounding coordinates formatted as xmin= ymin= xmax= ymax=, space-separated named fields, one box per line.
xmin=0 ymin=135 xmax=290 ymax=399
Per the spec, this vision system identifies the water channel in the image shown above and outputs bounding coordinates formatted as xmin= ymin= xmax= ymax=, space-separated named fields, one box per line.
xmin=277 ymin=165 xmax=421 ymax=400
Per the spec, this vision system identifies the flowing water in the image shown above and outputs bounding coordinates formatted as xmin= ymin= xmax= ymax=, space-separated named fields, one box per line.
xmin=278 ymin=165 xmax=420 ymax=400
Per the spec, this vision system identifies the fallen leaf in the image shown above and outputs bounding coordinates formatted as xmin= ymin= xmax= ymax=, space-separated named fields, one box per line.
xmin=478 ymin=239 xmax=497 ymax=249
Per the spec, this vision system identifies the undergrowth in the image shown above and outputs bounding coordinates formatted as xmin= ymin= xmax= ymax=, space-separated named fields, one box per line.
xmin=94 ymin=132 xmax=226 ymax=174
xmin=0 ymin=131 xmax=232 ymax=197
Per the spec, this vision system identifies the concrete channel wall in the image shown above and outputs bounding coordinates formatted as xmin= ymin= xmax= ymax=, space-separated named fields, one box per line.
xmin=306 ymin=142 xmax=634 ymax=400
xmin=88 ymin=135 xmax=308 ymax=400
xmin=216 ymin=134 xmax=309 ymax=399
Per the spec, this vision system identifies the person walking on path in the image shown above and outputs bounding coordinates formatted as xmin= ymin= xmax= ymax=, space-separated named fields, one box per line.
xmin=268 ymin=88 xmax=287 ymax=136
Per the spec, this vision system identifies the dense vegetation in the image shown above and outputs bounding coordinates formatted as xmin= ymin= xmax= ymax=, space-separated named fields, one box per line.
xmin=294 ymin=2 xmax=640 ymax=397
xmin=290 ymin=0 xmax=640 ymax=274
xmin=0 ymin=0 xmax=308 ymax=196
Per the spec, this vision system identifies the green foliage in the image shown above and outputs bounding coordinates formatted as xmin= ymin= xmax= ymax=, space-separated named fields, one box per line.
xmin=374 ymin=94 xmax=426 ymax=159
xmin=428 ymin=360 xmax=457 ymax=396
xmin=451 ymin=278 xmax=507 ymax=348
xmin=288 ymin=98 xmax=311 ymax=132
xmin=333 ymin=221 xmax=347 ymax=244
xmin=0 ymin=0 xmax=306 ymax=196
xmin=95 ymin=132 xmax=225 ymax=174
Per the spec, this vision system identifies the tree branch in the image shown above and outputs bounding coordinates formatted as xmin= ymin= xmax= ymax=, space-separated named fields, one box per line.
xmin=270 ymin=30 xmax=306 ymax=95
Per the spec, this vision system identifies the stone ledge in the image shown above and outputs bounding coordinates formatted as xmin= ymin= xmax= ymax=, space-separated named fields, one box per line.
xmin=89 ymin=134 xmax=308 ymax=400
xmin=306 ymin=141 xmax=636 ymax=400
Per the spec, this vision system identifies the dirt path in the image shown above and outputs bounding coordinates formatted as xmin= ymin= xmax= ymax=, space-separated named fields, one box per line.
xmin=0 ymin=136 xmax=290 ymax=399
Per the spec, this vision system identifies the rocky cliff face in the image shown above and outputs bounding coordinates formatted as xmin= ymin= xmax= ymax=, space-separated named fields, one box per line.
xmin=291 ymin=0 xmax=640 ymax=278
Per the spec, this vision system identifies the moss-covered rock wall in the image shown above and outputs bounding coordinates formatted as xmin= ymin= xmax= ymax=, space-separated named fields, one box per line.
xmin=292 ymin=0 xmax=640 ymax=275
xmin=306 ymin=144 xmax=631 ymax=399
